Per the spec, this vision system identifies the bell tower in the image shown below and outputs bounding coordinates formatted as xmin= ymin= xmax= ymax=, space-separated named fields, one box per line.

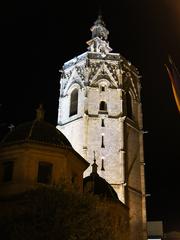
xmin=57 ymin=15 xmax=147 ymax=240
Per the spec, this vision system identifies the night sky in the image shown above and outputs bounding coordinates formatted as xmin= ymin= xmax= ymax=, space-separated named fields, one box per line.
xmin=0 ymin=0 xmax=180 ymax=233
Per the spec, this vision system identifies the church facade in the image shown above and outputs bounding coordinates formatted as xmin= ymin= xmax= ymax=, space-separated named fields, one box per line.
xmin=57 ymin=15 xmax=147 ymax=240
xmin=0 ymin=105 xmax=89 ymax=197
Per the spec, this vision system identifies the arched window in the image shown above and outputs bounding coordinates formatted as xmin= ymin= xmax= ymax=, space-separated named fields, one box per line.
xmin=70 ymin=89 xmax=78 ymax=116
xmin=126 ymin=92 xmax=133 ymax=119
xmin=99 ymin=101 xmax=107 ymax=111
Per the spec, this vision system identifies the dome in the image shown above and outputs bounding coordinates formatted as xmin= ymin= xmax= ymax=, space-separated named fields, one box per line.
xmin=1 ymin=105 xmax=72 ymax=148
xmin=0 ymin=120 xmax=72 ymax=148
xmin=83 ymin=173 xmax=119 ymax=201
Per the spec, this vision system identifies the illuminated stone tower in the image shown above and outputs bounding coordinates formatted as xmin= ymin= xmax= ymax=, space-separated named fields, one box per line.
xmin=57 ymin=15 xmax=147 ymax=240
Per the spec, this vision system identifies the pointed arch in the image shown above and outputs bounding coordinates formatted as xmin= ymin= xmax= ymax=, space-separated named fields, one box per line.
xmin=126 ymin=92 xmax=133 ymax=119
xmin=90 ymin=63 xmax=118 ymax=88
xmin=69 ymin=89 xmax=78 ymax=116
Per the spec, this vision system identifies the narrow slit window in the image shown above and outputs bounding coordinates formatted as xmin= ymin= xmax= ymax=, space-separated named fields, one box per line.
xmin=101 ymin=136 xmax=105 ymax=148
xmin=101 ymin=86 xmax=105 ymax=92
xmin=101 ymin=119 xmax=105 ymax=127
xmin=70 ymin=89 xmax=78 ymax=117
xmin=101 ymin=159 xmax=105 ymax=171
xmin=38 ymin=162 xmax=52 ymax=184
xmin=3 ymin=161 xmax=14 ymax=182
xmin=71 ymin=175 xmax=75 ymax=184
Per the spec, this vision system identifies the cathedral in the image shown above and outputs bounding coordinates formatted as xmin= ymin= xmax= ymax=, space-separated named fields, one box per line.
xmin=0 ymin=15 xmax=147 ymax=240
xmin=57 ymin=15 xmax=147 ymax=240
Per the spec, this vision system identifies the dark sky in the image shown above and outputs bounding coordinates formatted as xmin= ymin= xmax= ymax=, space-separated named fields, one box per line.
xmin=0 ymin=0 xmax=180 ymax=233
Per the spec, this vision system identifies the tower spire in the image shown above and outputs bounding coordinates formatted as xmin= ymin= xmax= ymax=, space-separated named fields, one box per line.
xmin=91 ymin=14 xmax=108 ymax=41
xmin=87 ymin=15 xmax=112 ymax=54
xmin=91 ymin=151 xmax=98 ymax=175
xmin=36 ymin=104 xmax=45 ymax=121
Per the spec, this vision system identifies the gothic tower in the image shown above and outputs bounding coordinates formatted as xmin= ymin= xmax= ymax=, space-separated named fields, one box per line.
xmin=57 ymin=15 xmax=147 ymax=240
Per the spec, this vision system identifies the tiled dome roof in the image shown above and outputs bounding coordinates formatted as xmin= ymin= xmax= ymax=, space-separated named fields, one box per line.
xmin=0 ymin=120 xmax=72 ymax=148
xmin=83 ymin=173 xmax=119 ymax=201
